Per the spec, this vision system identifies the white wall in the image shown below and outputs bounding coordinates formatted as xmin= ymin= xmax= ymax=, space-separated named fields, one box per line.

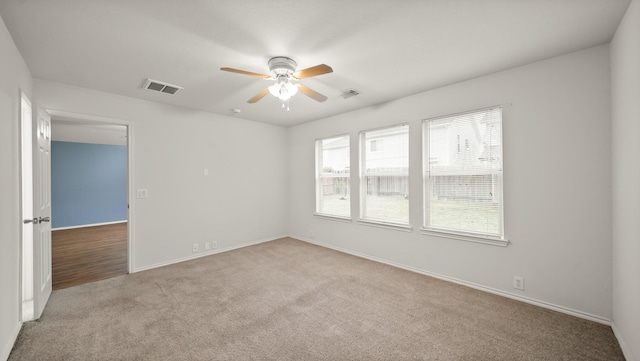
xmin=1 ymin=9 xmax=633 ymax=360
xmin=0 ymin=15 xmax=32 ymax=361
xmin=288 ymin=45 xmax=613 ymax=322
xmin=611 ymin=1 xmax=640 ymax=360
xmin=35 ymin=80 xmax=289 ymax=271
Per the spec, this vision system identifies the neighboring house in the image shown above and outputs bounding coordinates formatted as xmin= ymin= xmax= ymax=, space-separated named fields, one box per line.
xmin=320 ymin=127 xmax=411 ymax=198
xmin=362 ymin=126 xmax=409 ymax=197
xmin=428 ymin=110 xmax=502 ymax=202
xmin=322 ymin=113 xmax=502 ymax=202
xmin=319 ymin=136 xmax=350 ymax=198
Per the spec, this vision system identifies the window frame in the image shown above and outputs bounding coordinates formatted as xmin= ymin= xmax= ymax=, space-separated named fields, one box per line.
xmin=421 ymin=107 xmax=508 ymax=247
xmin=358 ymin=123 xmax=411 ymax=231
xmin=314 ymin=134 xmax=352 ymax=220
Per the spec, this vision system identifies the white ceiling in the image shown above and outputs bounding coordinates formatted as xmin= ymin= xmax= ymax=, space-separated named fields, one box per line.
xmin=0 ymin=0 xmax=631 ymax=127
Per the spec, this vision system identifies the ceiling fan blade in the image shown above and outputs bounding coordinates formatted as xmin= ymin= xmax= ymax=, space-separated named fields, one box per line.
xmin=247 ymin=88 xmax=270 ymax=103
xmin=293 ymin=64 xmax=333 ymax=79
xmin=220 ymin=67 xmax=271 ymax=79
xmin=298 ymin=84 xmax=328 ymax=102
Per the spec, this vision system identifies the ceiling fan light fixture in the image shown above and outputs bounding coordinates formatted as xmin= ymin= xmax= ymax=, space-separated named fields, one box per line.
xmin=221 ymin=56 xmax=331 ymax=106
xmin=268 ymin=77 xmax=298 ymax=101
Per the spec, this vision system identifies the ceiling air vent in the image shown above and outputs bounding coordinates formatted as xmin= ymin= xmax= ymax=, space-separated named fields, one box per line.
xmin=337 ymin=89 xmax=360 ymax=99
xmin=143 ymin=79 xmax=183 ymax=95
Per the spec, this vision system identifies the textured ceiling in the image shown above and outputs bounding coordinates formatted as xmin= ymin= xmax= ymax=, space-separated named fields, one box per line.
xmin=0 ymin=0 xmax=631 ymax=127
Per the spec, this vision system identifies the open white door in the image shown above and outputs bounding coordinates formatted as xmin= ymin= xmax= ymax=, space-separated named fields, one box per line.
xmin=20 ymin=92 xmax=34 ymax=321
xmin=32 ymin=107 xmax=52 ymax=319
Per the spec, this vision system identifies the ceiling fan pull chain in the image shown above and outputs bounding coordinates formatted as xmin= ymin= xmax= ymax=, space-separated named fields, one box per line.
xmin=281 ymin=99 xmax=291 ymax=112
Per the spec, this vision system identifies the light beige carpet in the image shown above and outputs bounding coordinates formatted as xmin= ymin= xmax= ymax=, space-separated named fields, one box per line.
xmin=9 ymin=237 xmax=624 ymax=360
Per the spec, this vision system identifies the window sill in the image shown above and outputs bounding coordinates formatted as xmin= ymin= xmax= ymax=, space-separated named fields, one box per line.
xmin=357 ymin=219 xmax=413 ymax=232
xmin=313 ymin=213 xmax=353 ymax=223
xmin=420 ymin=227 xmax=509 ymax=247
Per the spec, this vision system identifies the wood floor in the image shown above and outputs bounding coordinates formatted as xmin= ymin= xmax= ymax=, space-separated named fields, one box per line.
xmin=52 ymin=222 xmax=128 ymax=290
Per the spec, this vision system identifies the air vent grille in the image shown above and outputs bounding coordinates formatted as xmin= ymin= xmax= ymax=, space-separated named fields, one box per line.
xmin=338 ymin=89 xmax=360 ymax=99
xmin=143 ymin=79 xmax=183 ymax=95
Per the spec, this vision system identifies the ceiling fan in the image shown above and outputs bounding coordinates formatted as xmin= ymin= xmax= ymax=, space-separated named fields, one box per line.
xmin=220 ymin=57 xmax=333 ymax=108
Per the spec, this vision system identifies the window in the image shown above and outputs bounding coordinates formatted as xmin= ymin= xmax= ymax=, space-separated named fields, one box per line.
xmin=315 ymin=135 xmax=350 ymax=218
xmin=360 ymin=124 xmax=409 ymax=226
xmin=423 ymin=107 xmax=504 ymax=242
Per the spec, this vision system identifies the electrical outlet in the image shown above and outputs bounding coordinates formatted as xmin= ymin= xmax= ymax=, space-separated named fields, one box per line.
xmin=192 ymin=243 xmax=199 ymax=253
xmin=204 ymin=242 xmax=211 ymax=251
xmin=513 ymin=276 xmax=524 ymax=291
xmin=212 ymin=241 xmax=217 ymax=249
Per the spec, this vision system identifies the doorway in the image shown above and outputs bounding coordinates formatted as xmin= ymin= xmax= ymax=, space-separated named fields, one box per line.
xmin=50 ymin=118 xmax=130 ymax=289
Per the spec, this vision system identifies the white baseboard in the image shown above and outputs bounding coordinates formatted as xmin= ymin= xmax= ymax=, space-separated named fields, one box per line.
xmin=294 ymin=235 xmax=612 ymax=326
xmin=1 ymin=322 xmax=22 ymax=361
xmin=132 ymin=235 xmax=287 ymax=273
xmin=611 ymin=322 xmax=636 ymax=361
xmin=52 ymin=220 xmax=127 ymax=231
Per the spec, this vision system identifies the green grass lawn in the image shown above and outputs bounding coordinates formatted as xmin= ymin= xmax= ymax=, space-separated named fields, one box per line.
xmin=318 ymin=194 xmax=351 ymax=217
xmin=363 ymin=195 xmax=409 ymax=223
xmin=429 ymin=198 xmax=500 ymax=234
xmin=319 ymin=194 xmax=409 ymax=223
xmin=319 ymin=194 xmax=500 ymax=234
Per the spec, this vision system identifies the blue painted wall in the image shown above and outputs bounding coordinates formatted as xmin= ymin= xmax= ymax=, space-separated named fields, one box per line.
xmin=51 ymin=141 xmax=127 ymax=228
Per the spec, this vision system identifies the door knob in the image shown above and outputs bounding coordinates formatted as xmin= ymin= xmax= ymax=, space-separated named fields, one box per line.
xmin=23 ymin=218 xmax=39 ymax=224
xmin=38 ymin=216 xmax=51 ymax=223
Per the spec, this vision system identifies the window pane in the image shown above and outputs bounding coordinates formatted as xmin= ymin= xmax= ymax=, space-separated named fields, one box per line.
xmin=364 ymin=176 xmax=409 ymax=223
xmin=428 ymin=175 xmax=502 ymax=234
xmin=316 ymin=135 xmax=350 ymax=217
xmin=361 ymin=124 xmax=409 ymax=224
xmin=424 ymin=108 xmax=503 ymax=237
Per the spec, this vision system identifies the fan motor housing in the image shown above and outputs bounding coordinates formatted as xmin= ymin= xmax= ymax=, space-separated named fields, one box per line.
xmin=268 ymin=57 xmax=297 ymax=76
